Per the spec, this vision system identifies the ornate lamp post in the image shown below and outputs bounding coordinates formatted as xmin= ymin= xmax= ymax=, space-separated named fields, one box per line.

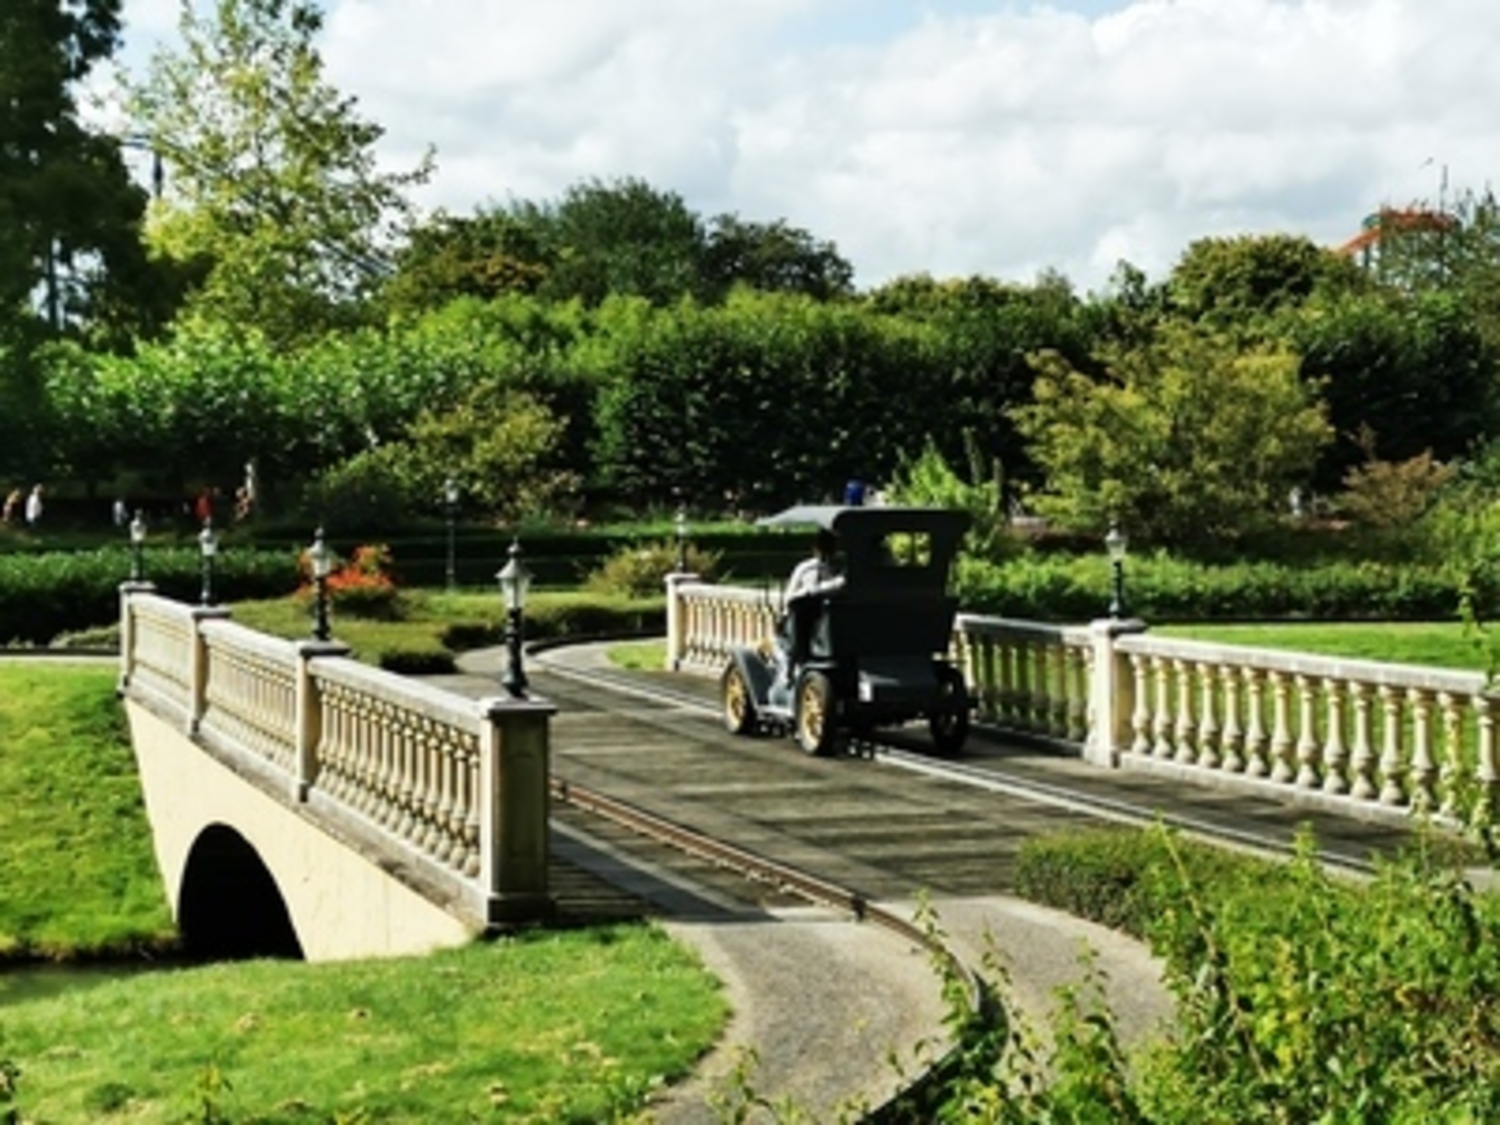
xmin=674 ymin=503 xmax=689 ymax=572
xmin=198 ymin=518 xmax=219 ymax=605
xmin=129 ymin=510 xmax=147 ymax=582
xmin=1105 ymin=522 xmax=1128 ymax=619
xmin=444 ymin=476 xmax=460 ymax=592
xmin=310 ymin=527 xmax=334 ymax=642
xmin=496 ymin=537 xmax=532 ymax=698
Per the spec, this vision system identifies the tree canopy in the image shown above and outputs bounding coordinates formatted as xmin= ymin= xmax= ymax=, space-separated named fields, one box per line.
xmin=127 ymin=0 xmax=432 ymax=346
xmin=0 ymin=0 xmax=153 ymax=350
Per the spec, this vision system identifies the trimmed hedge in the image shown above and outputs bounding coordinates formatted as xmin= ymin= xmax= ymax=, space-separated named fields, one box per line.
xmin=957 ymin=552 xmax=1488 ymax=623
xmin=0 ymin=547 xmax=299 ymax=646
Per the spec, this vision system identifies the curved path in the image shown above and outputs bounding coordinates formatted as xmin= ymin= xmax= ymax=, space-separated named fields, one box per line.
xmin=435 ymin=643 xmax=1176 ymax=1121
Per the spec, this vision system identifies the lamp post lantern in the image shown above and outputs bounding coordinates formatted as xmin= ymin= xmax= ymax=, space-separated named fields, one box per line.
xmin=497 ymin=537 xmax=532 ymax=698
xmin=310 ymin=527 xmax=334 ymax=642
xmin=198 ymin=518 xmax=219 ymax=605
xmin=1105 ymin=522 xmax=1128 ymax=619
xmin=674 ymin=504 xmax=688 ymax=572
xmin=129 ymin=510 xmax=147 ymax=582
xmin=443 ymin=476 xmax=460 ymax=592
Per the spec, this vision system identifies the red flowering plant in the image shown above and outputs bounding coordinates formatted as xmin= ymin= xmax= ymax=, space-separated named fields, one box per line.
xmin=296 ymin=542 xmax=405 ymax=620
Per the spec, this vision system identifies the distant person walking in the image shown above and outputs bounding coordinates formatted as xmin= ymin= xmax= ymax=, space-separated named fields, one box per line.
xmin=2 ymin=488 xmax=20 ymax=524
xmin=24 ymin=484 xmax=43 ymax=527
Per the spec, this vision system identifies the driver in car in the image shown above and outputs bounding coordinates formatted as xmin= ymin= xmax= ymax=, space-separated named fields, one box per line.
xmin=778 ymin=528 xmax=844 ymax=685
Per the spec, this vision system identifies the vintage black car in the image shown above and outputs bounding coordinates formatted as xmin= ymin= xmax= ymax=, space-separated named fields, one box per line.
xmin=720 ymin=504 xmax=973 ymax=756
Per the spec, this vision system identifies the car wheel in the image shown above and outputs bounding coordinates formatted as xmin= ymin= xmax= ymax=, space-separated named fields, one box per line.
xmin=721 ymin=662 xmax=758 ymax=736
xmin=795 ymin=670 xmax=838 ymax=756
xmin=928 ymin=664 xmax=970 ymax=757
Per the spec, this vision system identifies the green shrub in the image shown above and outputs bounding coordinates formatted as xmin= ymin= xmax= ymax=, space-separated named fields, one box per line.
xmin=436 ymin=597 xmax=665 ymax=651
xmin=584 ymin=540 xmax=720 ymax=598
xmin=1012 ymin=827 xmax=1272 ymax=937
xmin=1001 ymin=826 xmax=1500 ymax=1121
xmin=373 ymin=646 xmax=457 ymax=675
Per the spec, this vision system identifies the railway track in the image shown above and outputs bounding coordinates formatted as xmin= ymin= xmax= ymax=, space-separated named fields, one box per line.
xmin=531 ymin=650 xmax=1386 ymax=887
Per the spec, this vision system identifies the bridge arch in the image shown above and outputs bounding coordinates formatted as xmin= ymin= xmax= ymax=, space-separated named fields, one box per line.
xmin=128 ymin=703 xmax=474 ymax=961
xmin=179 ymin=824 xmax=304 ymax=960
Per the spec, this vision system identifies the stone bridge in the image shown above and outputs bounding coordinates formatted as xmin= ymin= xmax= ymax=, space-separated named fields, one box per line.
xmin=117 ymin=584 xmax=552 ymax=962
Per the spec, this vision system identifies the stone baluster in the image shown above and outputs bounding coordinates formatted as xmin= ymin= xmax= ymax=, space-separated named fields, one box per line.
xmin=1267 ymin=671 xmax=1294 ymax=783
xmin=1243 ymin=667 xmax=1269 ymax=777
xmin=977 ymin=636 xmax=999 ymax=722
xmin=1130 ymin=652 xmax=1152 ymax=757
xmin=1050 ymin=643 xmax=1071 ymax=738
xmin=1196 ymin=662 xmax=1220 ymax=770
xmin=1348 ymin=681 xmax=1377 ymax=800
xmin=1151 ymin=655 xmax=1173 ymax=758
xmin=1294 ymin=674 xmax=1320 ymax=789
xmin=1066 ymin=645 xmax=1089 ymax=742
xmin=1173 ymin=659 xmax=1198 ymax=765
xmin=1219 ymin=662 xmax=1244 ymax=772
xmin=1378 ymin=684 xmax=1407 ymax=806
xmin=1015 ymin=641 xmax=1034 ymax=731
xmin=1321 ymin=679 xmax=1350 ymax=795
xmin=1407 ymin=687 xmax=1436 ymax=813
xmin=1437 ymin=691 xmax=1464 ymax=820
xmin=1475 ymin=695 xmax=1498 ymax=826
xmin=412 ymin=722 xmax=439 ymax=850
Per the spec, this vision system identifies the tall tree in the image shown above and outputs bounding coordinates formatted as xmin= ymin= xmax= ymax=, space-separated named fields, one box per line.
xmin=701 ymin=214 xmax=854 ymax=302
xmin=537 ymin=177 xmax=704 ymax=306
xmin=127 ymin=0 xmax=432 ymax=345
xmin=0 ymin=0 xmax=151 ymax=348
xmin=1012 ymin=322 xmax=1331 ymax=547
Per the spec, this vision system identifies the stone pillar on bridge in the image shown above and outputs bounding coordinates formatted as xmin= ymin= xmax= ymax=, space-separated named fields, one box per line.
xmin=294 ymin=638 xmax=352 ymax=802
xmin=479 ymin=695 xmax=556 ymax=922
xmin=664 ymin=570 xmax=699 ymax=671
xmin=117 ymin=580 xmax=156 ymax=694
xmin=1086 ymin=616 xmax=1149 ymax=767
xmin=188 ymin=605 xmax=233 ymax=734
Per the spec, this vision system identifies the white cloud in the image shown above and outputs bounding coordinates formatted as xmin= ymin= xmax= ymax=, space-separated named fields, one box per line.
xmin=116 ymin=0 xmax=1500 ymax=291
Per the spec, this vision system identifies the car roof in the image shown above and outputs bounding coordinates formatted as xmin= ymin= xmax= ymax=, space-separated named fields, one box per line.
xmin=756 ymin=504 xmax=971 ymax=536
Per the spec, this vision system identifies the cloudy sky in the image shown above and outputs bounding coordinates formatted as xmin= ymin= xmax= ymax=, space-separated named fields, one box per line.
xmin=111 ymin=0 xmax=1495 ymax=293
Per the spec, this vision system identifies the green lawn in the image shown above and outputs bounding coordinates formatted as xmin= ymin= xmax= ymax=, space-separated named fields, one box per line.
xmin=0 ymin=662 xmax=173 ymax=958
xmin=0 ymin=661 xmax=728 ymax=1121
xmin=607 ymin=623 xmax=1487 ymax=676
xmin=1154 ymin=620 xmax=1488 ymax=672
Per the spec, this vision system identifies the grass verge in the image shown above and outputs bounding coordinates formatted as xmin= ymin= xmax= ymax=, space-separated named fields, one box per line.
xmin=0 ymin=662 xmax=174 ymax=960
xmin=2 ymin=927 xmax=726 ymax=1122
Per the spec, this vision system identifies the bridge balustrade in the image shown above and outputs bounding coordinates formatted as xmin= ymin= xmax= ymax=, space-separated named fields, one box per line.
xmin=119 ymin=591 xmax=552 ymax=927
xmin=669 ymin=579 xmax=1500 ymax=828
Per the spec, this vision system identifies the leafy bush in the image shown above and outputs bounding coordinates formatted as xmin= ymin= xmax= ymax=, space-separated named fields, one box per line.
xmin=372 ymin=645 xmax=457 ymax=675
xmin=585 ymin=540 xmax=720 ymax=598
xmin=885 ymin=435 xmax=1020 ymax=563
xmin=998 ymin=826 xmax=1500 ymax=1122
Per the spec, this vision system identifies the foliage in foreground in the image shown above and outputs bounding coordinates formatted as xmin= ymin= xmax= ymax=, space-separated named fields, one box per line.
xmin=954 ymin=826 xmax=1500 ymax=1122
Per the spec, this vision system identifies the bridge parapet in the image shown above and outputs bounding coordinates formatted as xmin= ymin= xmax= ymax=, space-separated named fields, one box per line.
xmin=671 ymin=580 xmax=1500 ymax=829
xmin=120 ymin=590 xmax=552 ymax=937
